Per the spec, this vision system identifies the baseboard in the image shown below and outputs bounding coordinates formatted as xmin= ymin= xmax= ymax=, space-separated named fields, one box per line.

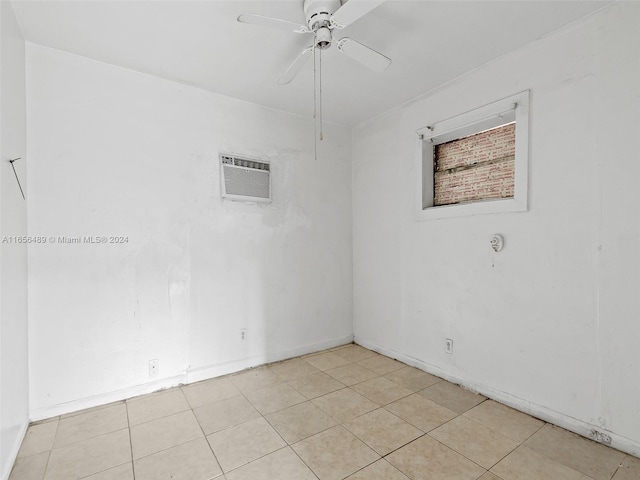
xmin=1 ymin=420 xmax=29 ymax=480
xmin=29 ymin=374 xmax=188 ymax=421
xmin=29 ymin=334 xmax=354 ymax=422
xmin=355 ymin=337 xmax=640 ymax=458
xmin=186 ymin=334 xmax=354 ymax=384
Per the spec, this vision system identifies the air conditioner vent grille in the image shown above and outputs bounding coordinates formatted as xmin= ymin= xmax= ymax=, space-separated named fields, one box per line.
xmin=220 ymin=154 xmax=271 ymax=203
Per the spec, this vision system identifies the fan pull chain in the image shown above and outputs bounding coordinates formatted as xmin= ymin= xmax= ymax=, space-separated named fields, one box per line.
xmin=313 ymin=45 xmax=318 ymax=160
xmin=319 ymin=48 xmax=323 ymax=142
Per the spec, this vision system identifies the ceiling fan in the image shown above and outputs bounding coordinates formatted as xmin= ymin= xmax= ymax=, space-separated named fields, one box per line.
xmin=237 ymin=0 xmax=391 ymax=146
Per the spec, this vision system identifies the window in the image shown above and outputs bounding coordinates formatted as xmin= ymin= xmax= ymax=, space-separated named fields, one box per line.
xmin=416 ymin=91 xmax=529 ymax=220
xmin=434 ymin=122 xmax=515 ymax=206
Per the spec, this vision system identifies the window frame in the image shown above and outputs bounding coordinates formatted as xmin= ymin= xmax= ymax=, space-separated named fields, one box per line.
xmin=416 ymin=91 xmax=529 ymax=221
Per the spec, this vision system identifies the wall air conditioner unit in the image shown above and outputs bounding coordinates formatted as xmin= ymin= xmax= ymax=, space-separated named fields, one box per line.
xmin=220 ymin=154 xmax=271 ymax=203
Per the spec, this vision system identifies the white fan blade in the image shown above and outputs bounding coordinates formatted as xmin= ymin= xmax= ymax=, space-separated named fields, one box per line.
xmin=336 ymin=38 xmax=391 ymax=72
xmin=237 ymin=13 xmax=310 ymax=33
xmin=331 ymin=0 xmax=386 ymax=28
xmin=279 ymin=46 xmax=314 ymax=85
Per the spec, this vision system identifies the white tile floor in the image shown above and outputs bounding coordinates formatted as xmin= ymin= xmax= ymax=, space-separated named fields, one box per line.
xmin=9 ymin=344 xmax=640 ymax=480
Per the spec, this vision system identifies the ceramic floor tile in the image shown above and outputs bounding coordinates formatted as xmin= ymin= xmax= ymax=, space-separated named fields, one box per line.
xmin=351 ymin=377 xmax=413 ymax=406
xmin=134 ymin=437 xmax=222 ymax=480
xmin=385 ymin=393 xmax=457 ymax=432
xmin=386 ymin=435 xmax=486 ymax=480
xmin=229 ymin=367 xmax=283 ymax=393
xmin=301 ymin=350 xmax=326 ymax=359
xmin=344 ymin=408 xmax=423 ymax=456
xmin=193 ymin=396 xmax=261 ymax=435
xmin=419 ymin=381 xmax=486 ymax=414
xmin=613 ymin=455 xmax=640 ymax=480
xmin=224 ymin=447 xmax=316 ymax=480
xmin=243 ymin=382 xmax=306 ymax=415
xmin=12 ymin=345 xmax=635 ymax=480
xmin=80 ymin=463 xmax=133 ymax=479
xmin=130 ymin=410 xmax=203 ymax=459
xmin=53 ymin=404 xmax=128 ymax=449
xmin=356 ymin=355 xmax=404 ymax=375
xmin=287 ymin=372 xmax=345 ymax=399
xmin=265 ymin=401 xmax=337 ymax=444
xmin=44 ymin=429 xmax=131 ymax=480
xmin=429 ymin=416 xmax=519 ymax=469
xmin=325 ymin=363 xmax=378 ymax=386
xmin=524 ymin=424 xmax=626 ymax=480
xmin=332 ymin=345 xmax=377 ymax=363
xmin=30 ymin=417 xmax=59 ymax=426
xmin=491 ymin=445 xmax=592 ymax=480
xmin=182 ymin=377 xmax=242 ymax=409
xmin=344 ymin=459 xmax=410 ymax=480
xmin=478 ymin=473 xmax=503 ymax=480
xmin=206 ymin=417 xmax=286 ymax=472
xmin=126 ymin=388 xmax=190 ymax=426
xmin=292 ymin=425 xmax=380 ymax=480
xmin=18 ymin=421 xmax=58 ymax=458
xmin=303 ymin=352 xmax=350 ymax=371
xmin=384 ymin=366 xmax=442 ymax=392
xmin=463 ymin=400 xmax=544 ymax=443
xmin=9 ymin=451 xmax=49 ymax=480
xmin=312 ymin=388 xmax=378 ymax=423
xmin=328 ymin=344 xmax=352 ymax=351
xmin=59 ymin=401 xmax=125 ymax=420
xmin=268 ymin=358 xmax=320 ymax=381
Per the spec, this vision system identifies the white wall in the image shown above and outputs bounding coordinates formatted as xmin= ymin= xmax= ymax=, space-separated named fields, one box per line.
xmin=26 ymin=44 xmax=353 ymax=417
xmin=352 ymin=2 xmax=640 ymax=456
xmin=0 ymin=1 xmax=28 ymax=479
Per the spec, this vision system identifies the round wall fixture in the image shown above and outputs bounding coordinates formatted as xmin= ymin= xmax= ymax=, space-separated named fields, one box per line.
xmin=490 ymin=234 xmax=504 ymax=252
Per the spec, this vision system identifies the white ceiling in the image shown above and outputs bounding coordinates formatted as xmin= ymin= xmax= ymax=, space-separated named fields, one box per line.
xmin=12 ymin=0 xmax=610 ymax=125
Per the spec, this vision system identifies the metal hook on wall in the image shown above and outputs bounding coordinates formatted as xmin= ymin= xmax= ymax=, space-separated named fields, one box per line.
xmin=9 ymin=158 xmax=26 ymax=200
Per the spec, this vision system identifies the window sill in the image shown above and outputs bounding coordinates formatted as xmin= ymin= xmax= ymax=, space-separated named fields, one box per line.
xmin=416 ymin=197 xmax=527 ymax=221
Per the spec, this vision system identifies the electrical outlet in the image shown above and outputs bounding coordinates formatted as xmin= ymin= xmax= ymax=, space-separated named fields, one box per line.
xmin=445 ymin=338 xmax=453 ymax=354
xmin=240 ymin=328 xmax=247 ymax=341
xmin=149 ymin=359 xmax=158 ymax=377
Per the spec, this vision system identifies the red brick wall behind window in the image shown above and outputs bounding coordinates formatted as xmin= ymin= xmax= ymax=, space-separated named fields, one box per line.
xmin=434 ymin=123 xmax=515 ymax=206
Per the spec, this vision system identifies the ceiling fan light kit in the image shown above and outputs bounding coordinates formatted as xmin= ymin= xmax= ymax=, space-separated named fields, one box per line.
xmin=314 ymin=26 xmax=332 ymax=50
xmin=237 ymin=0 xmax=391 ymax=148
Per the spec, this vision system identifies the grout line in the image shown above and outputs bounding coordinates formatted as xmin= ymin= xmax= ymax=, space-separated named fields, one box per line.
xmin=48 ymin=417 xmax=61 ymax=453
xmin=29 ymin=415 xmax=60 ymax=426
xmin=288 ymin=444 xmax=321 ymax=480
xmin=421 ymin=406 xmax=520 ymax=474
xmin=47 ymin=403 xmax=129 ymax=451
xmin=348 ymin=456 xmax=410 ymax=479
xmin=424 ymin=433 xmax=490 ymax=473
xmin=41 ymin=450 xmax=53 ymax=480
xmin=57 ymin=400 xmax=126 ymax=421
xmin=75 ymin=461 xmax=132 ymax=480
xmin=380 ymin=431 xmax=429 ymax=459
xmin=192 ymin=403 xmax=224 ymax=477
xmin=608 ymin=456 xmax=626 ymax=480
xmin=200 ymin=369 xmax=319 ymax=478
xmin=37 ymin=421 xmax=58 ymax=479
xmin=124 ymin=401 xmax=136 ymax=480
xmin=519 ymin=420 xmax=547 ymax=444
xmin=453 ymin=413 xmax=534 ymax=471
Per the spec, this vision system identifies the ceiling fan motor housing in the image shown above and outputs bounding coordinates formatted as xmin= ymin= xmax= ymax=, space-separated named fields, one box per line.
xmin=304 ymin=0 xmax=340 ymax=29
